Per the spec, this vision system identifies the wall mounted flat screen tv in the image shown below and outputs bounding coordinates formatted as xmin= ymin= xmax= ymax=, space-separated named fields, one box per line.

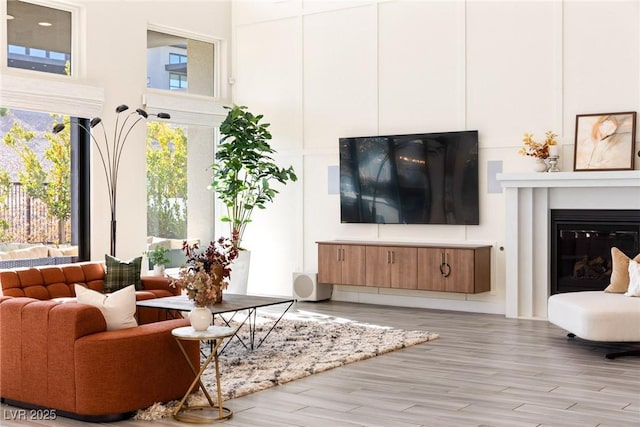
xmin=340 ymin=130 xmax=479 ymax=225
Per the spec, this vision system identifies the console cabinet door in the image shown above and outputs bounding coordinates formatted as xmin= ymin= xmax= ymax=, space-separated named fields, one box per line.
xmin=389 ymin=247 xmax=418 ymax=289
xmin=318 ymin=244 xmax=341 ymax=285
xmin=365 ymin=246 xmax=390 ymax=288
xmin=417 ymin=248 xmax=445 ymax=291
xmin=442 ymin=248 xmax=475 ymax=293
xmin=417 ymin=247 xmax=491 ymax=293
xmin=341 ymin=245 xmax=366 ymax=286
xmin=318 ymin=244 xmax=366 ymax=286
xmin=366 ymin=246 xmax=417 ymax=288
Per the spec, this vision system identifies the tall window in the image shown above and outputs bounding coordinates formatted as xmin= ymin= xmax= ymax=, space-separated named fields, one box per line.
xmin=147 ymin=29 xmax=215 ymax=97
xmin=146 ymin=122 xmax=188 ymax=239
xmin=0 ymin=107 xmax=75 ymax=254
xmin=6 ymin=1 xmax=72 ymax=76
xmin=146 ymin=122 xmax=215 ymax=257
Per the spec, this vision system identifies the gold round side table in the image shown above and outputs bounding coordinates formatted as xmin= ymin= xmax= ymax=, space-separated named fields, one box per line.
xmin=172 ymin=325 xmax=236 ymax=423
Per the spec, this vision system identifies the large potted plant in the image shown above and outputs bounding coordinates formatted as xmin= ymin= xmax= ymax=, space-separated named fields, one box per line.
xmin=211 ymin=105 xmax=297 ymax=293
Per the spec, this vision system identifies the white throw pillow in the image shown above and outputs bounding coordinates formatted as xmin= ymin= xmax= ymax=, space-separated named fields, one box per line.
xmin=625 ymin=260 xmax=640 ymax=297
xmin=75 ymin=284 xmax=138 ymax=330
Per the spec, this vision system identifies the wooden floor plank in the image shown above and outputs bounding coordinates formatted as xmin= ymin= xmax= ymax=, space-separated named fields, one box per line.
xmin=2 ymin=300 xmax=638 ymax=426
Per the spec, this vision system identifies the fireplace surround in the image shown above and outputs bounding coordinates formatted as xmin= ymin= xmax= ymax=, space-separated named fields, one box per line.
xmin=497 ymin=170 xmax=640 ymax=319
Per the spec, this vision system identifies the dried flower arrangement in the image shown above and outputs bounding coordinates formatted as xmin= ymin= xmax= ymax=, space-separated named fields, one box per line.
xmin=170 ymin=237 xmax=238 ymax=307
xmin=519 ymin=131 xmax=558 ymax=159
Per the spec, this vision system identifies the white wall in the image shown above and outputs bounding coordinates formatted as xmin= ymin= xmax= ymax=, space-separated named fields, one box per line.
xmin=231 ymin=0 xmax=640 ymax=312
xmin=3 ymin=0 xmax=637 ymax=311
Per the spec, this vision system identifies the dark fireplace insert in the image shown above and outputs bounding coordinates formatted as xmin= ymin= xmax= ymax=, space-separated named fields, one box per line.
xmin=550 ymin=209 xmax=640 ymax=294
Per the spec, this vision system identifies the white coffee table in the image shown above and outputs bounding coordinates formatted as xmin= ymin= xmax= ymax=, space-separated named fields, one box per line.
xmin=172 ymin=325 xmax=236 ymax=423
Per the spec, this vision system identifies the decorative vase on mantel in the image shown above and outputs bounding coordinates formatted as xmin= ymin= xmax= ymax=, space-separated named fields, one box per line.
xmin=533 ymin=158 xmax=548 ymax=172
xmin=189 ymin=306 xmax=213 ymax=331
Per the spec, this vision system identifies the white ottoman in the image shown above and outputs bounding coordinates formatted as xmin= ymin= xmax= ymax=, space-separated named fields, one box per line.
xmin=548 ymin=291 xmax=640 ymax=358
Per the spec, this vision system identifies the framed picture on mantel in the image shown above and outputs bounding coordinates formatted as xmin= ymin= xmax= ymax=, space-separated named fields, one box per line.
xmin=573 ymin=111 xmax=636 ymax=171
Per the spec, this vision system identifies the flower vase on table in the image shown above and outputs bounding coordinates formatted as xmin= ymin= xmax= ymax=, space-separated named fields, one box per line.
xmin=169 ymin=237 xmax=238 ymax=331
xmin=189 ymin=307 xmax=213 ymax=331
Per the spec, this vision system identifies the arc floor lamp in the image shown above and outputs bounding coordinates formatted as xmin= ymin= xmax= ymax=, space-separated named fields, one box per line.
xmin=54 ymin=104 xmax=170 ymax=257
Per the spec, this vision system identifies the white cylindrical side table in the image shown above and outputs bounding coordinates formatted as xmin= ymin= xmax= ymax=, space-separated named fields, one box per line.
xmin=172 ymin=325 xmax=236 ymax=423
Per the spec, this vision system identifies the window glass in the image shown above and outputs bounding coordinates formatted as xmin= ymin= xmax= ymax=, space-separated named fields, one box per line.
xmin=6 ymin=1 xmax=72 ymax=76
xmin=146 ymin=122 xmax=188 ymax=240
xmin=147 ymin=30 xmax=215 ymax=96
xmin=169 ymin=73 xmax=187 ymax=90
xmin=146 ymin=122 xmax=215 ymax=264
xmin=0 ymin=107 xmax=73 ymax=251
xmin=169 ymin=53 xmax=187 ymax=65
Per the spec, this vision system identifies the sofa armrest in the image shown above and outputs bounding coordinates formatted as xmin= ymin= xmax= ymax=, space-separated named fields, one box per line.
xmin=0 ymin=298 xmax=107 ymax=410
xmin=141 ymin=275 xmax=180 ymax=296
xmin=73 ymin=318 xmax=198 ymax=416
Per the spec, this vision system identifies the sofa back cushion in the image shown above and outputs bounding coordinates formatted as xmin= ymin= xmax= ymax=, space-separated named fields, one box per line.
xmin=40 ymin=267 xmax=73 ymax=297
xmin=0 ymin=262 xmax=106 ymax=299
xmin=81 ymin=263 xmax=106 ymax=291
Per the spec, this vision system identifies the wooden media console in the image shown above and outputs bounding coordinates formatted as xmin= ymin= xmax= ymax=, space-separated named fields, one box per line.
xmin=317 ymin=241 xmax=491 ymax=294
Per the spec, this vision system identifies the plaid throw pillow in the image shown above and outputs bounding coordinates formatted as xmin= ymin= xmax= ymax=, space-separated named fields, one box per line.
xmin=104 ymin=254 xmax=143 ymax=292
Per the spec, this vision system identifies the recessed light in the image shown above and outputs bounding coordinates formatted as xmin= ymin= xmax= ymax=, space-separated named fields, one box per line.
xmin=6 ymin=14 xmax=14 ymax=20
xmin=38 ymin=21 xmax=52 ymax=27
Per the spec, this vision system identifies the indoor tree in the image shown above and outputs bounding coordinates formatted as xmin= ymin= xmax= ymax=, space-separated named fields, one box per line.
xmin=210 ymin=105 xmax=297 ymax=250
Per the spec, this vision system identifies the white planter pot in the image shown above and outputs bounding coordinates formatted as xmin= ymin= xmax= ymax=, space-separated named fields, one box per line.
xmin=141 ymin=254 xmax=150 ymax=276
xmin=153 ymin=264 xmax=165 ymax=276
xmin=189 ymin=307 xmax=212 ymax=331
xmin=227 ymin=250 xmax=250 ymax=294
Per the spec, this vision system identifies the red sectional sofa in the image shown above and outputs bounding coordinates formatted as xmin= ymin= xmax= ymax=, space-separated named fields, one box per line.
xmin=0 ymin=262 xmax=199 ymax=421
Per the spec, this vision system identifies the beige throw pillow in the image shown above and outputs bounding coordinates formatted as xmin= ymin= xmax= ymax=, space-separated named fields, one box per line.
xmin=604 ymin=247 xmax=640 ymax=293
xmin=75 ymin=284 xmax=138 ymax=331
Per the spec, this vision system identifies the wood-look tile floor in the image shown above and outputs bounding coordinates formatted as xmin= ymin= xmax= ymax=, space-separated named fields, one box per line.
xmin=2 ymin=301 xmax=639 ymax=426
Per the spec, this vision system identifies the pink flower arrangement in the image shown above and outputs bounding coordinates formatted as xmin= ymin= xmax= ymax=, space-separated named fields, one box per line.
xmin=170 ymin=237 xmax=238 ymax=307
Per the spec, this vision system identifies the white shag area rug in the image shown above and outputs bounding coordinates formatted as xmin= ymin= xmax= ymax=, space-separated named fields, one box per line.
xmin=135 ymin=310 xmax=438 ymax=420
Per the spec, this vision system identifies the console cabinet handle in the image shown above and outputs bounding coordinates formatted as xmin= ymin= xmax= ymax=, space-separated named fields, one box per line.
xmin=439 ymin=251 xmax=451 ymax=277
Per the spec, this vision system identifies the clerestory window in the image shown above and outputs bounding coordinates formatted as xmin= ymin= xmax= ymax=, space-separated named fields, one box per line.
xmin=6 ymin=0 xmax=72 ymax=76
xmin=147 ymin=29 xmax=216 ymax=97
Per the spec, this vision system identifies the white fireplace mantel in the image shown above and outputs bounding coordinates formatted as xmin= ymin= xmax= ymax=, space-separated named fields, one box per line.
xmin=497 ymin=170 xmax=640 ymax=189
xmin=496 ymin=170 xmax=640 ymax=319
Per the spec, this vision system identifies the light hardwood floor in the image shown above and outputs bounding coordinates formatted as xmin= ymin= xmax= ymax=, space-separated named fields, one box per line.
xmin=2 ymin=301 xmax=639 ymax=426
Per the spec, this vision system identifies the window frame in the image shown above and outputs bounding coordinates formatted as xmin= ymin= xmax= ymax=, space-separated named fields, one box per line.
xmin=147 ymin=23 xmax=221 ymax=99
